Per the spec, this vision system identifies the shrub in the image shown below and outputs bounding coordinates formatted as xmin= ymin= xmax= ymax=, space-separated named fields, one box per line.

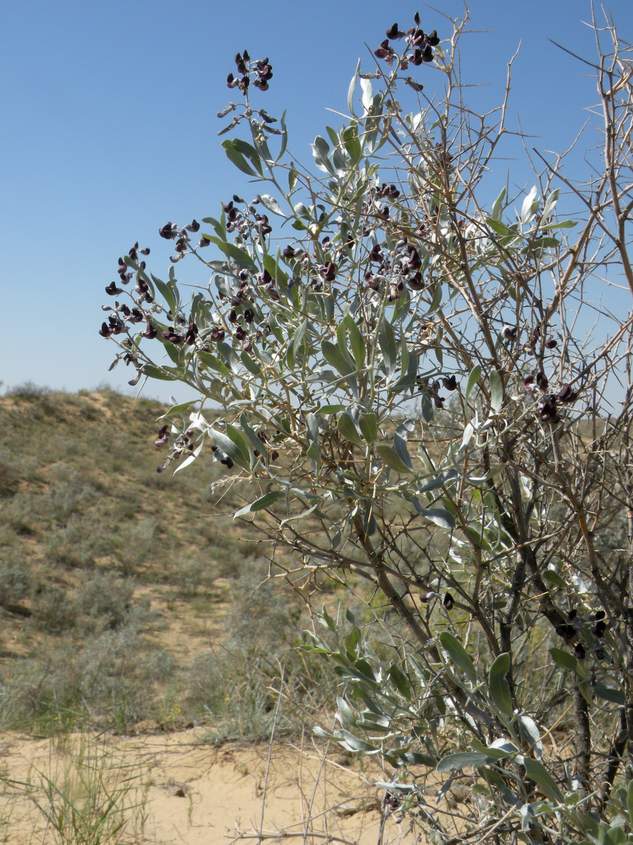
xmin=185 ymin=570 xmax=334 ymax=741
xmin=0 ymin=559 xmax=31 ymax=607
xmin=97 ymin=9 xmax=633 ymax=842
xmin=75 ymin=573 xmax=135 ymax=631
xmin=0 ymin=624 xmax=173 ymax=733
xmin=31 ymin=585 xmax=78 ymax=633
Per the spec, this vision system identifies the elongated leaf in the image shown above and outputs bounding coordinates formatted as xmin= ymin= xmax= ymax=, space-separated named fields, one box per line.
xmin=376 ymin=444 xmax=412 ymax=474
xmin=226 ymin=424 xmax=252 ymax=467
xmin=360 ymin=77 xmax=373 ymax=113
xmin=341 ymin=125 xmax=362 ymax=164
xmin=440 ymin=632 xmax=477 ymax=681
xmin=491 ymin=187 xmax=506 ymax=220
xmin=209 ymin=427 xmax=250 ymax=470
xmin=359 ymin=412 xmax=378 ymax=443
xmin=259 ymin=194 xmax=285 ymax=217
xmin=521 ymin=186 xmax=538 ymax=223
xmin=234 ymin=491 xmax=283 ymax=518
xmin=322 ymin=339 xmax=354 ymax=376
xmin=159 ymin=400 xmax=198 ymax=420
xmin=437 ymin=752 xmax=490 ymax=773
xmin=341 ymin=315 xmax=365 ymax=368
xmin=593 ymin=683 xmax=625 ymax=705
xmin=378 ymin=319 xmax=397 ymax=375
xmin=222 ymin=140 xmax=257 ymax=176
xmin=490 ymin=369 xmax=503 ymax=413
xmin=541 ymin=219 xmax=578 ymax=230
xmin=523 ymin=758 xmax=562 ymax=802
xmin=550 ymin=647 xmax=577 ymax=673
xmin=228 ymin=138 xmax=263 ymax=174
xmin=151 ymin=274 xmax=179 ymax=315
xmin=142 ymin=363 xmax=180 ymax=381
xmin=465 ymin=366 xmax=481 ymax=402
xmin=519 ymin=714 xmax=544 ymax=759
xmin=240 ymin=351 xmax=262 ymax=377
xmin=393 ymin=432 xmax=412 ymax=469
xmin=486 ymin=217 xmax=517 ymax=239
xmin=346 ymin=59 xmax=361 ymax=115
xmin=198 ymin=351 xmax=231 ymax=377
xmin=204 ymin=235 xmax=257 ymax=272
xmin=338 ymin=412 xmax=363 ymax=445
xmin=388 ymin=665 xmax=412 ymax=700
xmin=312 ymin=135 xmax=333 ymax=174
xmin=420 ymin=507 xmax=454 ymax=529
xmin=288 ymin=319 xmax=307 ymax=369
xmin=488 ymin=652 xmax=513 ymax=718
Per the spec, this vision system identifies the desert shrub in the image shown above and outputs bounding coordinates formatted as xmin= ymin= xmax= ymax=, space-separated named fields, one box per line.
xmin=0 ymin=559 xmax=31 ymax=607
xmin=0 ymin=460 xmax=19 ymax=499
xmin=31 ymin=585 xmax=78 ymax=633
xmin=170 ymin=555 xmax=216 ymax=597
xmin=98 ymin=8 xmax=633 ymax=843
xmin=5 ymin=382 xmax=53 ymax=399
xmin=3 ymin=493 xmax=39 ymax=536
xmin=43 ymin=466 xmax=98 ymax=522
xmin=75 ymin=573 xmax=134 ymax=630
xmin=113 ymin=517 xmax=158 ymax=575
xmin=185 ymin=569 xmax=334 ymax=740
xmin=45 ymin=514 xmax=113 ymax=568
xmin=0 ymin=624 xmax=173 ymax=733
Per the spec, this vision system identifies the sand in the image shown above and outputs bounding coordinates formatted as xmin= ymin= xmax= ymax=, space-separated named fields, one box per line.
xmin=0 ymin=729 xmax=423 ymax=844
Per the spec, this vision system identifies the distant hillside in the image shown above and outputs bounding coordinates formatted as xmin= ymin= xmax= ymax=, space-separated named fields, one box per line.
xmin=0 ymin=386 xmax=330 ymax=739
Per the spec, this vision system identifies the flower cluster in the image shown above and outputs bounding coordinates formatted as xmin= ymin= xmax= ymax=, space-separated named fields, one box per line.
xmin=555 ymin=608 xmax=609 ymax=661
xmin=363 ymin=237 xmax=425 ymax=299
xmin=99 ymin=241 xmax=156 ymax=341
xmin=499 ymin=324 xmax=580 ymax=422
xmin=374 ymin=13 xmax=440 ymax=76
xmin=158 ymin=219 xmax=200 ymax=263
xmin=227 ymin=51 xmax=273 ymax=93
xmin=208 ymin=196 xmax=272 ymax=245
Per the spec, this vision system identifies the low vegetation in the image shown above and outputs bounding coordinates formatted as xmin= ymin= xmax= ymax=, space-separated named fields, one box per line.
xmin=0 ymin=386 xmax=334 ymax=738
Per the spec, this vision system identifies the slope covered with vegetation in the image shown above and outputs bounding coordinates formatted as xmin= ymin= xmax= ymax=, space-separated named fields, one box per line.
xmin=0 ymin=386 xmax=330 ymax=739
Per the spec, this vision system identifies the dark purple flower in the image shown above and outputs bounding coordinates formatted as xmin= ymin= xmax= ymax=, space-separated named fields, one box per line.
xmin=386 ymin=22 xmax=405 ymax=39
xmin=143 ymin=321 xmax=157 ymax=339
xmin=538 ymin=394 xmax=558 ymax=421
xmin=154 ymin=425 xmax=169 ymax=448
xmin=405 ymin=77 xmax=424 ymax=92
xmin=129 ymin=308 xmax=144 ymax=324
xmin=536 ymin=370 xmax=549 ymax=391
xmin=159 ymin=222 xmax=178 ymax=240
xmin=105 ymin=282 xmax=123 ymax=296
xmin=163 ymin=329 xmax=184 ymax=344
xmin=557 ymin=383 xmax=578 ymax=403
xmin=185 ymin=322 xmax=198 ymax=345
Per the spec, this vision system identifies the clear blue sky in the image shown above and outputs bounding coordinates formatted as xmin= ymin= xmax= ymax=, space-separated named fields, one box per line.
xmin=1 ymin=0 xmax=630 ymax=400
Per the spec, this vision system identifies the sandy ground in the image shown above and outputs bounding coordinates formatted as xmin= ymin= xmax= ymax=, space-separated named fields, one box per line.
xmin=0 ymin=729 xmax=424 ymax=844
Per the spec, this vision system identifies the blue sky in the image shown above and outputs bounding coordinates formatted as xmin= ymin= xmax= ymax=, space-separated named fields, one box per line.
xmin=1 ymin=0 xmax=630 ymax=400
